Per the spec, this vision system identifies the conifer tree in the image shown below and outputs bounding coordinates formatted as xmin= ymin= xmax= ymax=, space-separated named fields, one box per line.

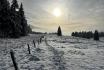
xmin=11 ymin=0 xmax=19 ymax=12
xmin=94 ymin=30 xmax=99 ymax=41
xmin=0 ymin=0 xmax=31 ymax=38
xmin=72 ymin=32 xmax=75 ymax=36
xmin=27 ymin=25 xmax=32 ymax=33
xmin=19 ymin=3 xmax=28 ymax=36
xmin=57 ymin=26 xmax=62 ymax=36
xmin=0 ymin=0 xmax=11 ymax=37
xmin=11 ymin=0 xmax=21 ymax=38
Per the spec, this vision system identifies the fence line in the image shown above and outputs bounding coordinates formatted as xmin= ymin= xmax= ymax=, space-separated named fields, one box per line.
xmin=2 ymin=36 xmax=45 ymax=70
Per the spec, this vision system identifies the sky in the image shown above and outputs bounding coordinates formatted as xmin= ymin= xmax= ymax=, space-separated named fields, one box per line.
xmin=10 ymin=0 xmax=104 ymax=35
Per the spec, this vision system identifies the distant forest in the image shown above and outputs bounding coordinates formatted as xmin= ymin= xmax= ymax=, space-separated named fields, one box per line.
xmin=71 ymin=30 xmax=104 ymax=40
xmin=0 ymin=0 xmax=32 ymax=38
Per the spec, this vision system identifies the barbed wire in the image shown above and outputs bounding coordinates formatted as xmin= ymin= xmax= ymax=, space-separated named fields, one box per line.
xmin=1 ymin=37 xmax=43 ymax=70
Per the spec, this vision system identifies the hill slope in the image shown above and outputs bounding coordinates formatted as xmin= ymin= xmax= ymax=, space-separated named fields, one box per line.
xmin=0 ymin=34 xmax=104 ymax=70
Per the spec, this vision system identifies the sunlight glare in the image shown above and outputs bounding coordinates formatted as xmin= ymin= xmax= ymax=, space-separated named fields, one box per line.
xmin=53 ymin=8 xmax=61 ymax=17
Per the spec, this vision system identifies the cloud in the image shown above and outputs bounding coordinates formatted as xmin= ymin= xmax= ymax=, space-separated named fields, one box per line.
xmin=29 ymin=24 xmax=44 ymax=30
xmin=9 ymin=0 xmax=104 ymax=34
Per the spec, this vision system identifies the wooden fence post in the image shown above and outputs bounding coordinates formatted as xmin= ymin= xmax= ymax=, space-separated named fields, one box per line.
xmin=33 ymin=40 xmax=36 ymax=48
xmin=27 ymin=44 xmax=31 ymax=54
xmin=10 ymin=50 xmax=18 ymax=70
xmin=40 ymin=38 xmax=42 ymax=43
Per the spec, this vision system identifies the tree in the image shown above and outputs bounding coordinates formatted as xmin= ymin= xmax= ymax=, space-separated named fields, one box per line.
xmin=94 ymin=30 xmax=99 ymax=41
xmin=27 ymin=25 xmax=32 ymax=33
xmin=71 ymin=32 xmax=75 ymax=36
xmin=0 ymin=0 xmax=31 ymax=38
xmin=0 ymin=0 xmax=11 ymax=37
xmin=10 ymin=0 xmax=21 ymax=38
xmin=57 ymin=26 xmax=62 ymax=36
xmin=11 ymin=0 xmax=19 ymax=12
xmin=19 ymin=3 xmax=28 ymax=36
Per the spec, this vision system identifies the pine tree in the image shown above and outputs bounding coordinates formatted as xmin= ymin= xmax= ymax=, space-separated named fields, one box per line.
xmin=10 ymin=0 xmax=21 ymax=38
xmin=72 ymin=32 xmax=75 ymax=36
xmin=57 ymin=26 xmax=62 ymax=36
xmin=0 ymin=0 xmax=30 ymax=38
xmin=27 ymin=25 xmax=32 ymax=33
xmin=0 ymin=0 xmax=11 ymax=37
xmin=94 ymin=30 xmax=99 ymax=41
xmin=19 ymin=3 xmax=28 ymax=36
xmin=11 ymin=0 xmax=19 ymax=12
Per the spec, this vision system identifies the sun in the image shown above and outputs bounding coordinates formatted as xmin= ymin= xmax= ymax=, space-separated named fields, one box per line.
xmin=53 ymin=8 xmax=61 ymax=17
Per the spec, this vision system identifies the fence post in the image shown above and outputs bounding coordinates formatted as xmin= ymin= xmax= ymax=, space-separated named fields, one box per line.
xmin=10 ymin=50 xmax=18 ymax=70
xmin=33 ymin=40 xmax=36 ymax=48
xmin=40 ymin=38 xmax=42 ymax=43
xmin=27 ymin=44 xmax=31 ymax=54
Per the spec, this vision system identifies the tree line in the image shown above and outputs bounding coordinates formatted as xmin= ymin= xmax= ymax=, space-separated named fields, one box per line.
xmin=71 ymin=30 xmax=102 ymax=40
xmin=56 ymin=26 xmax=104 ymax=41
xmin=0 ymin=0 xmax=32 ymax=38
xmin=71 ymin=31 xmax=93 ymax=39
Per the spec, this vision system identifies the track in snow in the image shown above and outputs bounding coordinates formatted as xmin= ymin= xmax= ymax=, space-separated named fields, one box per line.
xmin=45 ymin=38 xmax=66 ymax=70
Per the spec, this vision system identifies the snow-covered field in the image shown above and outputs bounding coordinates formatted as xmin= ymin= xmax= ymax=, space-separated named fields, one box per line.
xmin=0 ymin=34 xmax=104 ymax=70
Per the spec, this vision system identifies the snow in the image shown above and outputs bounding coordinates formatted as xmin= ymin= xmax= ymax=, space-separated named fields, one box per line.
xmin=0 ymin=34 xmax=104 ymax=70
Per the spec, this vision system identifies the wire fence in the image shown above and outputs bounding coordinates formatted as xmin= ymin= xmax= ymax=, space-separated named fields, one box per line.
xmin=1 ymin=36 xmax=45 ymax=70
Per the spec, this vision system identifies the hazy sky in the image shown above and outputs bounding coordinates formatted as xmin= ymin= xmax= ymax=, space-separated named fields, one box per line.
xmin=10 ymin=0 xmax=104 ymax=35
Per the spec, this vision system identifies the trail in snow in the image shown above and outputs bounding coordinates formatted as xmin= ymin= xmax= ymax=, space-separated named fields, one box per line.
xmin=45 ymin=38 xmax=66 ymax=70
